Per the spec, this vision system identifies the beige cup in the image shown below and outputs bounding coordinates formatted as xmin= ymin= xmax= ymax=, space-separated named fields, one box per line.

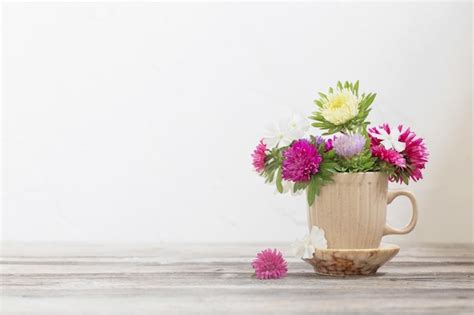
xmin=307 ymin=172 xmax=418 ymax=249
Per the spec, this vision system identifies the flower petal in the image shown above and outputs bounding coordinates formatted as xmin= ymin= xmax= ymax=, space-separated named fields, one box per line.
xmin=262 ymin=137 xmax=279 ymax=148
xmin=380 ymin=139 xmax=394 ymax=150
xmin=372 ymin=132 xmax=387 ymax=140
xmin=279 ymin=137 xmax=293 ymax=147
xmin=392 ymin=140 xmax=406 ymax=152
xmin=291 ymin=240 xmax=306 ymax=258
xmin=310 ymin=226 xmax=328 ymax=249
xmin=302 ymin=245 xmax=315 ymax=259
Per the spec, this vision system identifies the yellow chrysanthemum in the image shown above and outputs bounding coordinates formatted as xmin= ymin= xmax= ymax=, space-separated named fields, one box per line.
xmin=321 ymin=88 xmax=359 ymax=125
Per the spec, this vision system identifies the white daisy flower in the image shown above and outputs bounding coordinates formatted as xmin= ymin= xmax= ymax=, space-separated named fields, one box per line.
xmin=372 ymin=128 xmax=406 ymax=152
xmin=291 ymin=226 xmax=327 ymax=259
xmin=263 ymin=114 xmax=310 ymax=148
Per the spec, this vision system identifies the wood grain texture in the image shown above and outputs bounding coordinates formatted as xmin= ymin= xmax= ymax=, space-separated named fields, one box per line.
xmin=308 ymin=172 xmax=418 ymax=249
xmin=1 ymin=242 xmax=473 ymax=314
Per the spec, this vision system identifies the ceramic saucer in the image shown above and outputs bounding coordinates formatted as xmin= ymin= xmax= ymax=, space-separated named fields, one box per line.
xmin=303 ymin=243 xmax=400 ymax=276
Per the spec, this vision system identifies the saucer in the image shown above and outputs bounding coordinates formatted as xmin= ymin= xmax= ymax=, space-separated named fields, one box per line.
xmin=303 ymin=243 xmax=400 ymax=276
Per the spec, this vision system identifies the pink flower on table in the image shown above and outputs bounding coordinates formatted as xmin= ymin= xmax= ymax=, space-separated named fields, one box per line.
xmin=282 ymin=139 xmax=322 ymax=182
xmin=252 ymin=249 xmax=288 ymax=280
xmin=369 ymin=124 xmax=428 ymax=183
xmin=251 ymin=140 xmax=267 ymax=172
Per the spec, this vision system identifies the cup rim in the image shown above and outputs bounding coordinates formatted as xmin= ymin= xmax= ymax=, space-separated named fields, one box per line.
xmin=317 ymin=243 xmax=399 ymax=252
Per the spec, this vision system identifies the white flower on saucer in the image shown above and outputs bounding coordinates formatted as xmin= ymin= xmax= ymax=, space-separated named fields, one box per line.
xmin=263 ymin=114 xmax=310 ymax=148
xmin=291 ymin=226 xmax=328 ymax=259
xmin=372 ymin=128 xmax=406 ymax=152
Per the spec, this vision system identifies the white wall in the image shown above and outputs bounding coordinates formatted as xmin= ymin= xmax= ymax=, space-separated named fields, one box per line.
xmin=2 ymin=2 xmax=472 ymax=243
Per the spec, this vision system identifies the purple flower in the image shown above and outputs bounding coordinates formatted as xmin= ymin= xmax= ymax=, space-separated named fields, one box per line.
xmin=333 ymin=134 xmax=366 ymax=158
xmin=282 ymin=139 xmax=322 ymax=182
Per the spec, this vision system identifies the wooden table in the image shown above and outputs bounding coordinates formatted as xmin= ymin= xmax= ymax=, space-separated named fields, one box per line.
xmin=1 ymin=242 xmax=473 ymax=314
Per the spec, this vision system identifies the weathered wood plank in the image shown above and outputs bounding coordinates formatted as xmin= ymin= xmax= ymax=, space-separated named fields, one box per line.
xmin=1 ymin=242 xmax=473 ymax=314
xmin=1 ymin=295 xmax=471 ymax=315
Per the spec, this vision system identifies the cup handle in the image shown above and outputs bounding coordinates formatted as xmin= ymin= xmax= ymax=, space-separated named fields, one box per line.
xmin=383 ymin=190 xmax=418 ymax=236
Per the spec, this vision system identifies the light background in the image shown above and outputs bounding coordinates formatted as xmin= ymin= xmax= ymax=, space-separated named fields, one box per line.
xmin=2 ymin=2 xmax=472 ymax=243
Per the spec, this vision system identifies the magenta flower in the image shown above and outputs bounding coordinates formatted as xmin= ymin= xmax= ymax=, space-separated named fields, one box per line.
xmin=282 ymin=139 xmax=322 ymax=182
xmin=324 ymin=137 xmax=334 ymax=151
xmin=316 ymin=136 xmax=334 ymax=152
xmin=371 ymin=145 xmax=406 ymax=168
xmin=369 ymin=124 xmax=428 ymax=182
xmin=398 ymin=125 xmax=429 ymax=181
xmin=251 ymin=140 xmax=267 ymax=172
xmin=251 ymin=249 xmax=288 ymax=280
xmin=333 ymin=134 xmax=366 ymax=158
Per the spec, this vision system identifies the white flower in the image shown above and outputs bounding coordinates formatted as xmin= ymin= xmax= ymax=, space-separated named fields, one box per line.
xmin=268 ymin=179 xmax=303 ymax=195
xmin=372 ymin=128 xmax=406 ymax=152
xmin=263 ymin=114 xmax=310 ymax=148
xmin=280 ymin=180 xmax=304 ymax=196
xmin=321 ymin=88 xmax=359 ymax=125
xmin=291 ymin=226 xmax=327 ymax=259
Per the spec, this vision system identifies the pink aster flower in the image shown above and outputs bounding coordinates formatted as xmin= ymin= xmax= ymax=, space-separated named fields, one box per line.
xmin=282 ymin=139 xmax=322 ymax=182
xmin=398 ymin=125 xmax=429 ymax=181
xmin=371 ymin=144 xmax=406 ymax=168
xmin=251 ymin=248 xmax=288 ymax=280
xmin=369 ymin=124 xmax=428 ymax=183
xmin=251 ymin=140 xmax=267 ymax=172
xmin=333 ymin=134 xmax=366 ymax=158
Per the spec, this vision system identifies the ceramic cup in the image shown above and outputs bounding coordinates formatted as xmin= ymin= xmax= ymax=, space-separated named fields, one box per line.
xmin=307 ymin=172 xmax=418 ymax=249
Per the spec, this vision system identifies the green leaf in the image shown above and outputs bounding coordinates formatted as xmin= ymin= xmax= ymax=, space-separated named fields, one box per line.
xmin=364 ymin=93 xmax=376 ymax=107
xmin=276 ymin=168 xmax=283 ymax=193
xmin=294 ymin=181 xmax=309 ymax=192
xmin=318 ymin=92 xmax=328 ymax=100
xmin=314 ymin=100 xmax=324 ymax=108
xmin=317 ymin=142 xmax=325 ymax=152
xmin=306 ymin=176 xmax=319 ymax=206
xmin=327 ymin=151 xmax=336 ymax=159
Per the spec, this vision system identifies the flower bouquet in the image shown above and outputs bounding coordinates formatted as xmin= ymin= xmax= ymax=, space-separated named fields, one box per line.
xmin=251 ymin=81 xmax=429 ymax=276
